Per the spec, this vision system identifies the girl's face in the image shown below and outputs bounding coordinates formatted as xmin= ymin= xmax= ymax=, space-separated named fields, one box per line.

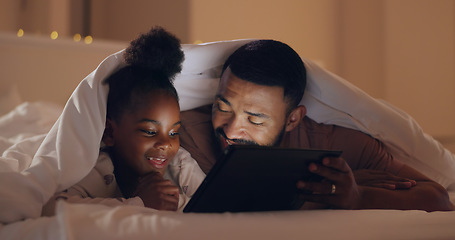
xmin=105 ymin=90 xmax=181 ymax=176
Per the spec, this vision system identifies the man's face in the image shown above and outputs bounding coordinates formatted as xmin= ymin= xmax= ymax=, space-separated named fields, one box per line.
xmin=212 ymin=67 xmax=289 ymax=150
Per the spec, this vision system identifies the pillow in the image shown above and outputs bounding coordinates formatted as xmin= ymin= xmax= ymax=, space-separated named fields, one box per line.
xmin=0 ymin=84 xmax=22 ymax=116
xmin=176 ymin=39 xmax=253 ymax=111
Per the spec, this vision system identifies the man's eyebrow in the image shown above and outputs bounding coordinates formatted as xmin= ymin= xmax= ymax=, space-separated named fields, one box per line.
xmin=245 ymin=111 xmax=270 ymax=119
xmin=215 ymin=95 xmax=231 ymax=106
xmin=215 ymin=94 xmax=269 ymax=119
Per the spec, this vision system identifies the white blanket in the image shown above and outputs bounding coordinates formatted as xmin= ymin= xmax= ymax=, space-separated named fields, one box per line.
xmin=0 ymin=102 xmax=62 ymax=172
xmin=1 ymin=39 xmax=455 ymax=239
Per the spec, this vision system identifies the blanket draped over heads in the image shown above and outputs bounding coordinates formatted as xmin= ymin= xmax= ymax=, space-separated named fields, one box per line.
xmin=0 ymin=39 xmax=454 ymax=224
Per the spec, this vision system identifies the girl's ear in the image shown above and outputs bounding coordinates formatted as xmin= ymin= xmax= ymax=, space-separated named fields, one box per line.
xmin=284 ymin=105 xmax=306 ymax=132
xmin=102 ymin=119 xmax=115 ymax=146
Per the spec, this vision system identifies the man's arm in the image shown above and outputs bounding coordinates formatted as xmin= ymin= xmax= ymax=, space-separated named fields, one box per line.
xmin=296 ymin=157 xmax=454 ymax=211
xmin=358 ymin=163 xmax=453 ymax=211
xmin=353 ymin=169 xmax=416 ymax=190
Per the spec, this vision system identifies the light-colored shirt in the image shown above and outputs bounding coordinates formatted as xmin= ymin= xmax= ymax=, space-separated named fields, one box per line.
xmin=42 ymin=147 xmax=205 ymax=215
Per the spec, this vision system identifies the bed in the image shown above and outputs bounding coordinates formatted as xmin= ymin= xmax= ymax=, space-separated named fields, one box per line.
xmin=1 ymin=34 xmax=455 ymax=240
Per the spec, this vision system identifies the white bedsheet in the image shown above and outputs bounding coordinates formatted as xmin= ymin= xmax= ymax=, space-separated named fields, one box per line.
xmin=1 ymin=201 xmax=455 ymax=240
xmin=1 ymin=39 xmax=455 ymax=239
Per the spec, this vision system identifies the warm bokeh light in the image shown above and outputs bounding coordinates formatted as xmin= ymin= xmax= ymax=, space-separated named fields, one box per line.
xmin=50 ymin=31 xmax=58 ymax=40
xmin=73 ymin=33 xmax=82 ymax=42
xmin=17 ymin=29 xmax=24 ymax=37
xmin=84 ymin=35 xmax=93 ymax=44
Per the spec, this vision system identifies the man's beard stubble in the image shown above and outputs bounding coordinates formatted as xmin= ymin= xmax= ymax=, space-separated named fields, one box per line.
xmin=214 ymin=126 xmax=286 ymax=149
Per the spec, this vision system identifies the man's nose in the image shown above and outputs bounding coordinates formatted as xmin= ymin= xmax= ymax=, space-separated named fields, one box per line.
xmin=223 ymin=116 xmax=246 ymax=140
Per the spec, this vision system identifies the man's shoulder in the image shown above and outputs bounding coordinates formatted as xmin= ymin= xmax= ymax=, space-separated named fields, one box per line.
xmin=295 ymin=117 xmax=400 ymax=172
xmin=180 ymin=105 xmax=212 ymax=124
xmin=179 ymin=104 xmax=214 ymax=143
xmin=179 ymin=105 xmax=217 ymax=174
xmin=298 ymin=116 xmax=368 ymax=137
xmin=286 ymin=116 xmax=376 ymax=149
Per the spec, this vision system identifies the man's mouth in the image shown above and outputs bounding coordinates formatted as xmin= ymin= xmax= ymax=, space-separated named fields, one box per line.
xmin=221 ymin=136 xmax=234 ymax=149
xmin=215 ymin=128 xmax=258 ymax=149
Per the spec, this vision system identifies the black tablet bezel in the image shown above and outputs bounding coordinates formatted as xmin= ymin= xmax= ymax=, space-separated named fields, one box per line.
xmin=183 ymin=145 xmax=342 ymax=213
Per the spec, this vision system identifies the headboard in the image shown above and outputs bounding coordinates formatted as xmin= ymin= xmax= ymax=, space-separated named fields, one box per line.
xmin=0 ymin=32 xmax=127 ymax=109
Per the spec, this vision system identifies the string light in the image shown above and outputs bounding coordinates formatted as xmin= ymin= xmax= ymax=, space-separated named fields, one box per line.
xmin=73 ymin=33 xmax=82 ymax=42
xmin=50 ymin=31 xmax=58 ymax=40
xmin=15 ymin=29 xmax=94 ymax=44
xmin=84 ymin=35 xmax=93 ymax=44
xmin=17 ymin=29 xmax=24 ymax=37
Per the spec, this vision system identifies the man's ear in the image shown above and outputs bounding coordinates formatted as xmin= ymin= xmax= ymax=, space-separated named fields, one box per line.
xmin=285 ymin=105 xmax=306 ymax=132
xmin=102 ymin=119 xmax=115 ymax=147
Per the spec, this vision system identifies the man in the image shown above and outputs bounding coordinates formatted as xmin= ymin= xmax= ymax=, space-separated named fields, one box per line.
xmin=179 ymin=40 xmax=453 ymax=211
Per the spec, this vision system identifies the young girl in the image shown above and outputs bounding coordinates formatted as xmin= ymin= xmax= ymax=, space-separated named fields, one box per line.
xmin=43 ymin=27 xmax=205 ymax=214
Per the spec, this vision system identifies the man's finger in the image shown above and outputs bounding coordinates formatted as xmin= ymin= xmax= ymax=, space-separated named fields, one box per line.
xmin=308 ymin=162 xmax=344 ymax=182
xmin=322 ymin=157 xmax=351 ymax=173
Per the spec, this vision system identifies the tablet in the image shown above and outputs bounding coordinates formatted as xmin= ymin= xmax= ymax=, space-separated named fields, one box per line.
xmin=183 ymin=145 xmax=342 ymax=213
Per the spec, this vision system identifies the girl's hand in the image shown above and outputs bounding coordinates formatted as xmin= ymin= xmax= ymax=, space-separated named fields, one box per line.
xmin=133 ymin=172 xmax=179 ymax=211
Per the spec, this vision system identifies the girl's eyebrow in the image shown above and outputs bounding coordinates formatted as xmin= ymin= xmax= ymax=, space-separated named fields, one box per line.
xmin=139 ymin=119 xmax=160 ymax=125
xmin=139 ymin=119 xmax=181 ymax=127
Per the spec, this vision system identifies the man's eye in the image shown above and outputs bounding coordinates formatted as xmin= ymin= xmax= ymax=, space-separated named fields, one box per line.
xmin=248 ymin=118 xmax=264 ymax=126
xmin=216 ymin=103 xmax=230 ymax=113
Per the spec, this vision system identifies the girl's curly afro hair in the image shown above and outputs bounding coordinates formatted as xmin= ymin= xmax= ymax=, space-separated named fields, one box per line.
xmin=124 ymin=26 xmax=184 ymax=80
xmin=105 ymin=26 xmax=184 ymax=122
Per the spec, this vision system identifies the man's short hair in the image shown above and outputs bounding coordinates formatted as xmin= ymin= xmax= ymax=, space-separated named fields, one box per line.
xmin=222 ymin=40 xmax=306 ymax=110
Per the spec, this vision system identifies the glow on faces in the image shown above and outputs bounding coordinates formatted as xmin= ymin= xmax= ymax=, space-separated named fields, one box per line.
xmin=212 ymin=67 xmax=294 ymax=150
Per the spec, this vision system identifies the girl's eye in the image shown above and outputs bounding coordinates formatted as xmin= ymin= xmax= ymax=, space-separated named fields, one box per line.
xmin=141 ymin=129 xmax=157 ymax=136
xmin=170 ymin=132 xmax=180 ymax=137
